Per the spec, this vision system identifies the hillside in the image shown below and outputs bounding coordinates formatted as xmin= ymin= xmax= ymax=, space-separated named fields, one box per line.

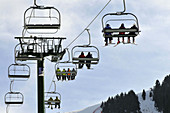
xmin=69 ymin=90 xmax=160 ymax=113
xmin=69 ymin=75 xmax=170 ymax=113
xmin=67 ymin=104 xmax=101 ymax=113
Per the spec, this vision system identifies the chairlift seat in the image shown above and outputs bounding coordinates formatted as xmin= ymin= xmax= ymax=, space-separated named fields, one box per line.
xmin=103 ymin=28 xmax=139 ymax=33
xmin=5 ymin=101 xmax=23 ymax=105
xmin=25 ymin=24 xmax=60 ymax=29
xmin=112 ymin=34 xmax=137 ymax=37
xmin=72 ymin=57 xmax=99 ymax=64
xmin=44 ymin=100 xmax=60 ymax=105
xmin=56 ymin=71 xmax=77 ymax=76
xmin=104 ymin=34 xmax=138 ymax=38
xmin=8 ymin=64 xmax=30 ymax=79
xmin=103 ymin=28 xmax=139 ymax=38
xmin=8 ymin=74 xmax=30 ymax=78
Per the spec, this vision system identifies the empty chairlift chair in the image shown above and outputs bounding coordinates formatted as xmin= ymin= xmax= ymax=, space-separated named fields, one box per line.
xmin=23 ymin=6 xmax=61 ymax=34
xmin=15 ymin=43 xmax=43 ymax=61
xmin=4 ymin=92 xmax=24 ymax=105
xmin=8 ymin=64 xmax=30 ymax=80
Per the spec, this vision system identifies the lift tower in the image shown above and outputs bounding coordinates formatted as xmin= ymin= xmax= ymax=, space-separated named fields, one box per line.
xmin=12 ymin=0 xmax=66 ymax=112
xmin=15 ymin=36 xmax=66 ymax=113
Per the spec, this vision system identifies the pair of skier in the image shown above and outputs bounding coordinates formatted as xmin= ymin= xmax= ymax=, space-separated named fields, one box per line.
xmin=78 ymin=52 xmax=93 ymax=69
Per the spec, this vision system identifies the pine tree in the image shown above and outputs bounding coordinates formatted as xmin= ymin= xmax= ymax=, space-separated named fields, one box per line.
xmin=149 ymin=91 xmax=152 ymax=98
xmin=142 ymin=89 xmax=146 ymax=100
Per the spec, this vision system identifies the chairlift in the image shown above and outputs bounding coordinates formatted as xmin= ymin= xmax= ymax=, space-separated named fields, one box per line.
xmin=4 ymin=92 xmax=24 ymax=105
xmin=15 ymin=43 xmax=42 ymax=61
xmin=8 ymin=64 xmax=30 ymax=79
xmin=45 ymin=92 xmax=61 ymax=109
xmin=102 ymin=13 xmax=140 ymax=37
xmin=72 ymin=45 xmax=99 ymax=65
xmin=102 ymin=0 xmax=140 ymax=45
xmin=23 ymin=5 xmax=61 ymax=34
xmin=55 ymin=62 xmax=77 ymax=81
xmin=55 ymin=48 xmax=77 ymax=81
xmin=45 ymin=81 xmax=61 ymax=109
xmin=71 ymin=29 xmax=100 ymax=69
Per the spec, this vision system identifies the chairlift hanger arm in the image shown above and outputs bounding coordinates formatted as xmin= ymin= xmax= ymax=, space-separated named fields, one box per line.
xmin=10 ymin=80 xmax=14 ymax=92
xmin=83 ymin=29 xmax=91 ymax=46
xmin=86 ymin=29 xmax=91 ymax=46
xmin=117 ymin=0 xmax=126 ymax=14
xmin=34 ymin=0 xmax=38 ymax=6
xmin=57 ymin=48 xmax=71 ymax=63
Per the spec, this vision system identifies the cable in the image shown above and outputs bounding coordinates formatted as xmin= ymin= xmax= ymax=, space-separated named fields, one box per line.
xmin=66 ymin=0 xmax=111 ymax=48
xmin=46 ymin=73 xmax=56 ymax=97
xmin=6 ymin=105 xmax=9 ymax=113
xmin=46 ymin=0 xmax=112 ymax=98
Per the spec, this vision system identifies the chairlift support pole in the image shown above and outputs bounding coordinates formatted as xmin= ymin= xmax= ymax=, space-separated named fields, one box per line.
xmin=37 ymin=58 xmax=45 ymax=113
xmin=86 ymin=29 xmax=91 ymax=46
xmin=34 ymin=0 xmax=38 ymax=6
xmin=122 ymin=0 xmax=126 ymax=13
xmin=117 ymin=0 xmax=126 ymax=14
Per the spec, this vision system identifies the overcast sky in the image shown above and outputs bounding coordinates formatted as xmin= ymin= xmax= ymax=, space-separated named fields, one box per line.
xmin=1 ymin=0 xmax=170 ymax=113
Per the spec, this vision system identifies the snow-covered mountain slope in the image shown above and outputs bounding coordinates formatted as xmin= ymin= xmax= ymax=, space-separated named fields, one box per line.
xmin=66 ymin=104 xmax=101 ymax=113
xmin=68 ymin=90 xmax=163 ymax=113
xmin=138 ymin=90 xmax=162 ymax=113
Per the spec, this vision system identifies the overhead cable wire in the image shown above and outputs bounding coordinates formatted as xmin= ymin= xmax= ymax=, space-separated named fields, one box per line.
xmin=47 ymin=0 xmax=112 ymax=95
xmin=66 ymin=0 xmax=111 ymax=48
xmin=46 ymin=74 xmax=56 ymax=97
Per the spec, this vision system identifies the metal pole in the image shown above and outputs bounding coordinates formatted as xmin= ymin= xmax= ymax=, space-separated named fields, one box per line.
xmin=37 ymin=59 xmax=45 ymax=113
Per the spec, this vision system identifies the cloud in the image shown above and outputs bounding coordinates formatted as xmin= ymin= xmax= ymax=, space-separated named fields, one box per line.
xmin=1 ymin=0 xmax=170 ymax=112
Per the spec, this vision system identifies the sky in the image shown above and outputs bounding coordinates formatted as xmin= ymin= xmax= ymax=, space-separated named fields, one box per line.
xmin=1 ymin=0 xmax=170 ymax=113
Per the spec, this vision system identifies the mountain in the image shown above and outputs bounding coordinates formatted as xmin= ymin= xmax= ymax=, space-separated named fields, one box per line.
xmin=67 ymin=104 xmax=101 ymax=113
xmin=69 ymin=75 xmax=170 ymax=113
xmin=69 ymin=90 xmax=160 ymax=113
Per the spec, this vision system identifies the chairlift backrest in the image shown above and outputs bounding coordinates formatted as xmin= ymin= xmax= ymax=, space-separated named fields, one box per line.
xmin=5 ymin=92 xmax=24 ymax=105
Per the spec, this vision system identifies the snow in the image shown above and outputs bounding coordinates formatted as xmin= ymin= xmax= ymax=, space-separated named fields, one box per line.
xmin=66 ymin=104 xmax=101 ymax=113
xmin=138 ymin=90 xmax=162 ymax=113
